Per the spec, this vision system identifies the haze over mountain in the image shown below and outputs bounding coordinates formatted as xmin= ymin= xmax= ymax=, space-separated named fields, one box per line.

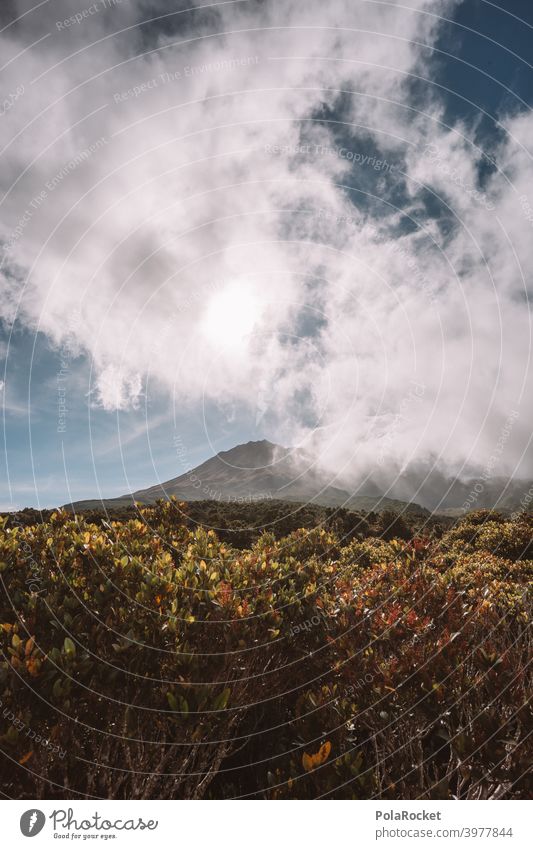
xmin=64 ymin=439 xmax=533 ymax=517
xmin=66 ymin=440 xmax=429 ymax=514
xmin=63 ymin=439 xmax=533 ymax=517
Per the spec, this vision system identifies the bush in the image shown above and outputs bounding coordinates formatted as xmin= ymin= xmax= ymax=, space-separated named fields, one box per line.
xmin=0 ymin=503 xmax=530 ymax=799
xmin=377 ymin=509 xmax=413 ymax=541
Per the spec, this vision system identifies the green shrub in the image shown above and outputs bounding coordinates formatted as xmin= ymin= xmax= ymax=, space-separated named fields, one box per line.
xmin=0 ymin=505 xmax=530 ymax=799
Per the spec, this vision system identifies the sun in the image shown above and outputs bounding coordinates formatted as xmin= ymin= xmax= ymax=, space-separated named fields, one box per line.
xmin=202 ymin=283 xmax=260 ymax=347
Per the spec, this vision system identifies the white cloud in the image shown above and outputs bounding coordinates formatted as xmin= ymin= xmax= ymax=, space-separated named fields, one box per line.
xmin=0 ymin=0 xmax=531 ymax=487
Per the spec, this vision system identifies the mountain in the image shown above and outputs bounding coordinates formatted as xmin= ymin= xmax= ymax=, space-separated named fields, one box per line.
xmin=376 ymin=465 xmax=533 ymax=516
xmin=65 ymin=440 xmax=429 ymax=515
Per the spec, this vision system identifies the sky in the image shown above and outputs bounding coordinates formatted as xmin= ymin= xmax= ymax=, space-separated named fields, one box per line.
xmin=0 ymin=0 xmax=532 ymax=509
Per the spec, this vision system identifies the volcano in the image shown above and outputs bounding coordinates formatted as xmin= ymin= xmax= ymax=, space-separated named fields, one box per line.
xmin=66 ymin=439 xmax=427 ymax=514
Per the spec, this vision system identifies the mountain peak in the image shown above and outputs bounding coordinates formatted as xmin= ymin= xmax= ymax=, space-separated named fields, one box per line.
xmin=65 ymin=437 xmax=428 ymax=515
xmin=216 ymin=439 xmax=285 ymax=468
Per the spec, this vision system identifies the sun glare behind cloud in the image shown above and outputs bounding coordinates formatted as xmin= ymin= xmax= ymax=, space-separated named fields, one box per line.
xmin=202 ymin=284 xmax=261 ymax=348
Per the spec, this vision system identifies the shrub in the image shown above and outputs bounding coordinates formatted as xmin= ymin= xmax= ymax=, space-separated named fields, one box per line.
xmin=0 ymin=505 xmax=530 ymax=799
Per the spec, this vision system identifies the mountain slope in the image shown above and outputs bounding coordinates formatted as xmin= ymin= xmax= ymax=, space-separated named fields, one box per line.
xmin=134 ymin=440 xmax=350 ymax=504
xmin=65 ymin=440 xmax=428 ymax=514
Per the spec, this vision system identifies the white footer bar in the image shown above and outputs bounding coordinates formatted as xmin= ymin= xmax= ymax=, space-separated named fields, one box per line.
xmin=3 ymin=799 xmax=531 ymax=848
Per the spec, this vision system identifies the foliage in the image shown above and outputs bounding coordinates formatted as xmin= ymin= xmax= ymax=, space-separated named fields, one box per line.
xmin=1 ymin=499 xmax=435 ymax=548
xmin=0 ymin=502 xmax=530 ymax=799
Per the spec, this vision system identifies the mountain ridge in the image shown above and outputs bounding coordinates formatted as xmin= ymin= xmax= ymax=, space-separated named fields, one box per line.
xmin=65 ymin=439 xmax=429 ymax=515
xmin=64 ymin=439 xmax=533 ymax=516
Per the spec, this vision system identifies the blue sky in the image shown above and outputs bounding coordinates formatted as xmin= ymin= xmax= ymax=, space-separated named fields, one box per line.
xmin=1 ymin=0 xmax=532 ymax=508
xmin=1 ymin=325 xmax=257 ymax=508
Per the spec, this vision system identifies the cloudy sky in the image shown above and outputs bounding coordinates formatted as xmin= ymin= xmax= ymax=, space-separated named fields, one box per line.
xmin=1 ymin=0 xmax=532 ymax=509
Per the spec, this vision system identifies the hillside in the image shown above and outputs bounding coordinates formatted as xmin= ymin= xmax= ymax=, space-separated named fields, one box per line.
xmin=65 ymin=440 xmax=429 ymax=515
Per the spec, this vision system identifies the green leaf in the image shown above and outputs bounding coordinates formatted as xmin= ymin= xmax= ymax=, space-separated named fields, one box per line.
xmin=213 ymin=687 xmax=231 ymax=711
xmin=6 ymin=725 xmax=19 ymax=743
xmin=63 ymin=637 xmax=76 ymax=657
xmin=166 ymin=691 xmax=178 ymax=710
xmin=48 ymin=647 xmax=61 ymax=664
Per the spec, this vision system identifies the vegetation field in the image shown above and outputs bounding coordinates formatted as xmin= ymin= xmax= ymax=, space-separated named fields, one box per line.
xmin=0 ymin=501 xmax=531 ymax=799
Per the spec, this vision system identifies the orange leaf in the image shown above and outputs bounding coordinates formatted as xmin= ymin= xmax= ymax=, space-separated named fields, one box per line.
xmin=316 ymin=740 xmax=332 ymax=765
xmin=19 ymin=751 xmax=33 ymax=764
xmin=302 ymin=740 xmax=332 ymax=772
xmin=302 ymin=752 xmax=314 ymax=772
